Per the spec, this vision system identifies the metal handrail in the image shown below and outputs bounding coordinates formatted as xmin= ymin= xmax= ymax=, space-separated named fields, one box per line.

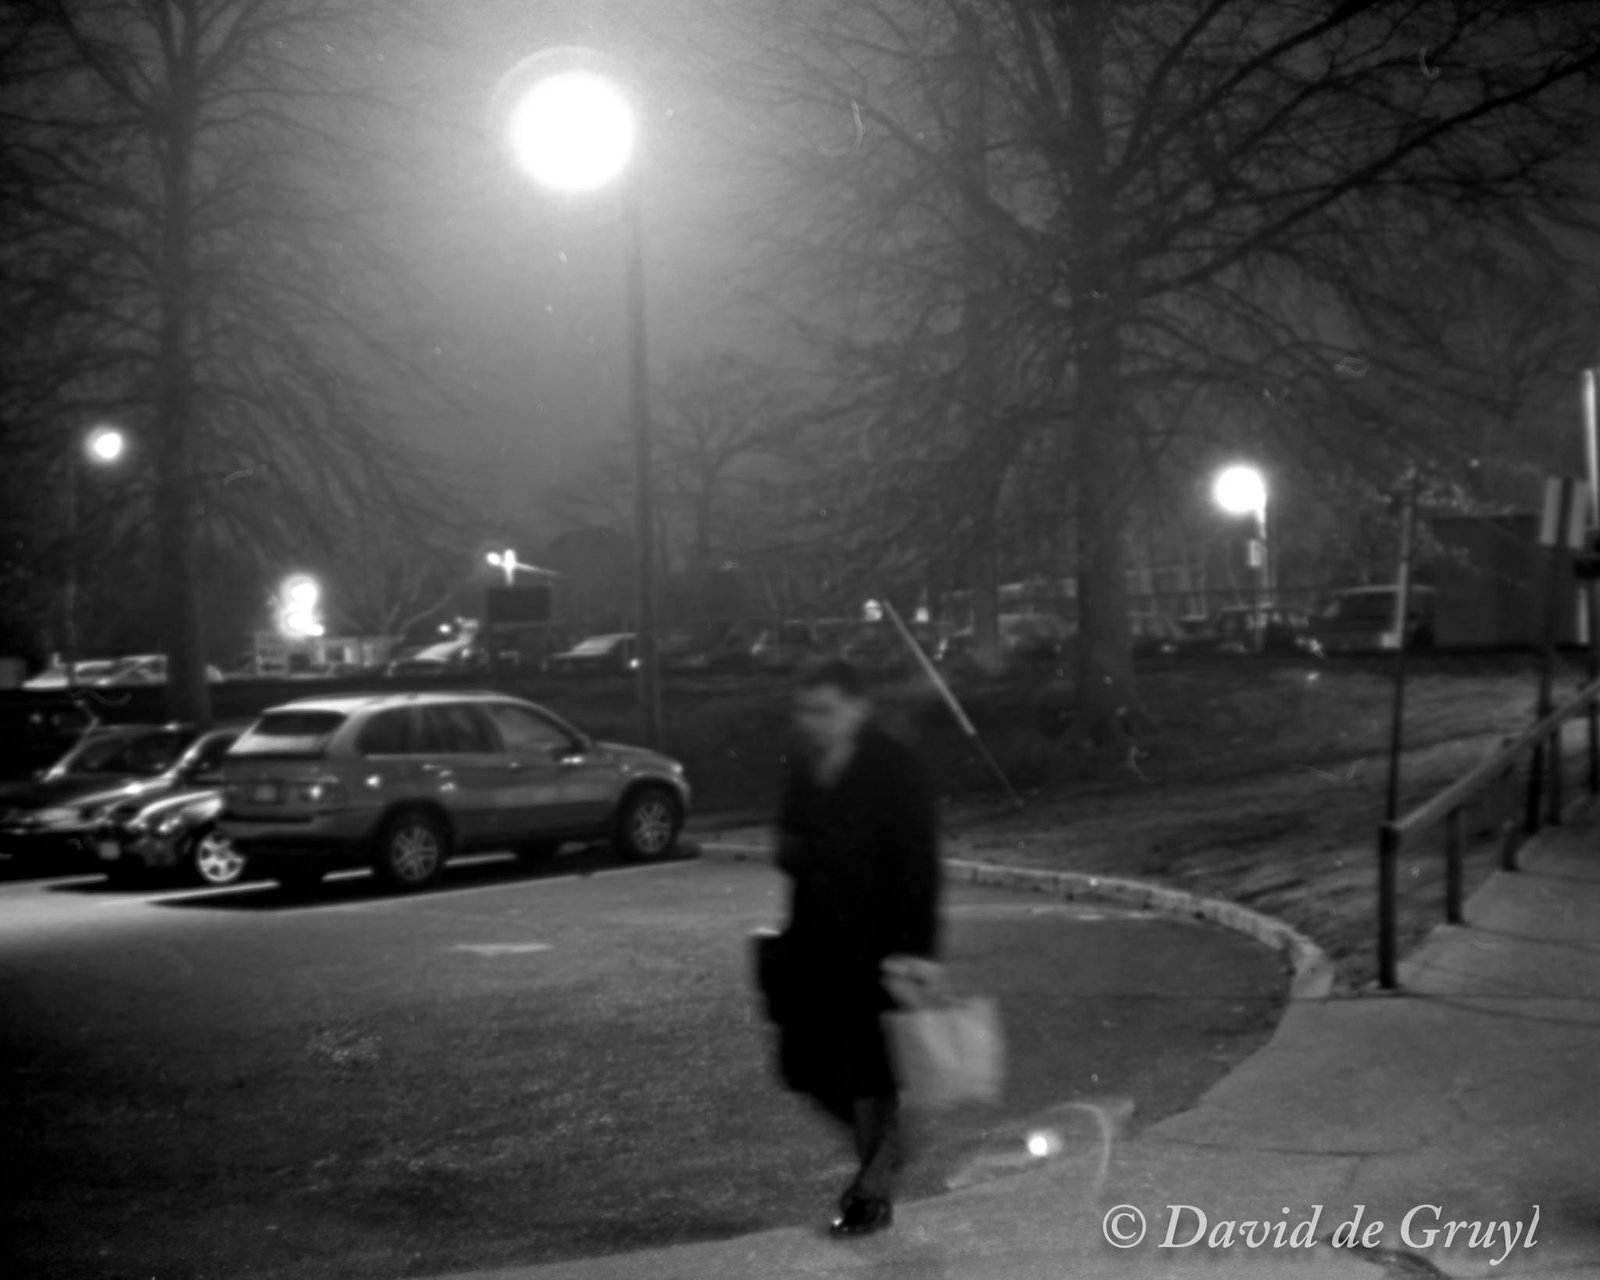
xmin=1375 ymin=674 xmax=1600 ymax=988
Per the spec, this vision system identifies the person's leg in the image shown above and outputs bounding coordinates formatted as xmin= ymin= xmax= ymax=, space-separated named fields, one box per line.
xmin=850 ymin=1093 xmax=899 ymax=1200
xmin=831 ymin=1092 xmax=899 ymax=1236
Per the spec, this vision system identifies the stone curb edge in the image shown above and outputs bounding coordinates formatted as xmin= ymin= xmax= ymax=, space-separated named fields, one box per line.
xmin=689 ymin=838 xmax=1337 ymax=1002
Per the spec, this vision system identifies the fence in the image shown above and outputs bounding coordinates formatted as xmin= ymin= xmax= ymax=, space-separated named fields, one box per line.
xmin=1375 ymin=672 xmax=1600 ymax=988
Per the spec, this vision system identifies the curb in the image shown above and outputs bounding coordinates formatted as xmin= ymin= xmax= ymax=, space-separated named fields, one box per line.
xmin=692 ymin=837 xmax=1337 ymax=1002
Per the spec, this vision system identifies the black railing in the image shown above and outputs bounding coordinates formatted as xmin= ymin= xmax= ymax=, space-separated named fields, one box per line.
xmin=1375 ymin=674 xmax=1600 ymax=988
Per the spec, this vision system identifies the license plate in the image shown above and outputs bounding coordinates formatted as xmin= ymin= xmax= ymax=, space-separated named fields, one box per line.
xmin=252 ymin=783 xmax=280 ymax=803
xmin=97 ymin=840 xmax=121 ymax=861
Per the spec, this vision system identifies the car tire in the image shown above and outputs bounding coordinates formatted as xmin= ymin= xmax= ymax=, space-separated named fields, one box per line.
xmin=190 ymin=829 xmax=247 ymax=887
xmin=614 ymin=786 xmax=682 ymax=862
xmin=373 ymin=809 xmax=450 ymax=891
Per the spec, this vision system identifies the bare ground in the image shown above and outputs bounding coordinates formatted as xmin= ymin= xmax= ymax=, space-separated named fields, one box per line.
xmin=930 ymin=660 xmax=1592 ymax=990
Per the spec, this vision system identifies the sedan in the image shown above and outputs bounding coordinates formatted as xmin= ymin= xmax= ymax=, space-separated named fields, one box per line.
xmin=545 ymin=633 xmax=638 ymax=677
xmin=91 ymin=727 xmax=249 ymax=886
xmin=0 ymin=723 xmax=205 ymax=869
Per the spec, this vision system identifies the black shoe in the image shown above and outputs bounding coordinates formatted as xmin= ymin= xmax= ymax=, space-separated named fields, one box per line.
xmin=829 ymin=1195 xmax=893 ymax=1238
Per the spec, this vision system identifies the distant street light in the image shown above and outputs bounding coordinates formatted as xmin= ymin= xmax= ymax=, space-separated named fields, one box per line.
xmin=1212 ymin=464 xmax=1270 ymax=650
xmin=495 ymin=49 xmax=660 ymax=748
xmin=63 ymin=424 xmax=129 ymax=687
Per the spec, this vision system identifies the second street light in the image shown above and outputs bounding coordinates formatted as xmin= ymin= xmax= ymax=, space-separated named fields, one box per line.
xmin=1212 ymin=464 xmax=1270 ymax=651
xmin=494 ymin=51 xmax=660 ymax=749
xmin=64 ymin=424 xmax=128 ymax=687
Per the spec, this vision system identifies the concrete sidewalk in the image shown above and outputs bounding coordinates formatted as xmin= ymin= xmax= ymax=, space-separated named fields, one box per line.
xmin=433 ymin=815 xmax=1600 ymax=1280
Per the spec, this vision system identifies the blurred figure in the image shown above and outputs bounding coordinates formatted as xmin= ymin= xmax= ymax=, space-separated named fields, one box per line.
xmin=770 ymin=658 xmax=943 ymax=1238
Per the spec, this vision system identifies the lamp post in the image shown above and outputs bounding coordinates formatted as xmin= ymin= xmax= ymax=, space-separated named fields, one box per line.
xmin=496 ymin=52 xmax=661 ymax=749
xmin=63 ymin=424 xmax=128 ymax=687
xmin=1212 ymin=464 xmax=1269 ymax=651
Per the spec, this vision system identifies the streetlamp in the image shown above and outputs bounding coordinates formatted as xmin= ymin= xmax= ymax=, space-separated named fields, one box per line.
xmin=494 ymin=50 xmax=661 ymax=748
xmin=1212 ymin=464 xmax=1270 ymax=650
xmin=63 ymin=424 xmax=128 ymax=686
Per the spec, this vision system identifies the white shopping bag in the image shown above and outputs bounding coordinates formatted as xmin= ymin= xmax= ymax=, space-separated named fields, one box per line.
xmin=883 ymin=995 xmax=1005 ymax=1111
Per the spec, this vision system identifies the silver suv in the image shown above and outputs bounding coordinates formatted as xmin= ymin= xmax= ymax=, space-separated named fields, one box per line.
xmin=218 ymin=691 xmax=690 ymax=893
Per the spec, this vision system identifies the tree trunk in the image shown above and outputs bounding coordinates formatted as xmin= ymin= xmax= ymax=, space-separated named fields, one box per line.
xmin=154 ymin=20 xmax=210 ymax=726
xmin=956 ymin=3 xmax=1002 ymax=673
xmin=1061 ymin=0 xmax=1133 ymax=747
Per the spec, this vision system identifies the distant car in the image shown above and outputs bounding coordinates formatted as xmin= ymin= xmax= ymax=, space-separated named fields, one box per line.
xmin=749 ymin=622 xmax=824 ymax=673
xmin=546 ymin=633 xmax=638 ymax=677
xmin=659 ymin=630 xmax=754 ymax=674
xmin=1310 ymin=585 xmax=1436 ymax=653
xmin=1208 ymin=605 xmax=1313 ymax=655
xmin=0 ymin=723 xmax=205 ymax=867
xmin=1129 ymin=613 xmax=1189 ymax=658
xmin=26 ymin=656 xmax=224 ymax=687
xmin=90 ymin=727 xmax=249 ymax=886
xmin=218 ymin=690 xmax=690 ymax=893
xmin=937 ymin=613 xmax=1073 ymax=670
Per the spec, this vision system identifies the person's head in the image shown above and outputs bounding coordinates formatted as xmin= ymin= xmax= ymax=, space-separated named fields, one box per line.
xmin=793 ymin=658 xmax=870 ymax=754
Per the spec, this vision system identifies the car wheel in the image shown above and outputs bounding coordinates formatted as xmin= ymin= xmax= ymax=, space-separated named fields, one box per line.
xmin=373 ymin=809 xmax=450 ymax=890
xmin=614 ymin=787 xmax=682 ymax=861
xmin=191 ymin=829 xmax=247 ymax=887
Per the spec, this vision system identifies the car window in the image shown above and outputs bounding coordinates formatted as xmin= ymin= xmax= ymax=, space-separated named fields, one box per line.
xmin=486 ymin=703 xmax=572 ymax=753
xmin=181 ymin=732 xmax=240 ymax=777
xmin=356 ymin=707 xmax=420 ymax=756
xmin=99 ymin=732 xmax=189 ymax=776
xmin=233 ymin=711 xmax=346 ymax=759
xmin=424 ymin=704 xmax=497 ymax=754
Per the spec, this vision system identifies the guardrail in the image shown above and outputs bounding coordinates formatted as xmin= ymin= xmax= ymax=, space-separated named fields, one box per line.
xmin=1375 ymin=674 xmax=1600 ymax=988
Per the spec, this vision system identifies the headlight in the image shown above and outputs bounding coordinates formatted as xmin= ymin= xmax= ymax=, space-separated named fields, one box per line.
xmin=156 ymin=814 xmax=188 ymax=838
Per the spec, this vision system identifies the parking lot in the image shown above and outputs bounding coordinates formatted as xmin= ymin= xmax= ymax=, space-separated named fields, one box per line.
xmin=0 ymin=848 xmax=1289 ymax=1279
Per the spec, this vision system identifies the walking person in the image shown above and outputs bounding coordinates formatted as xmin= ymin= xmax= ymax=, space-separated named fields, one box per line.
xmin=769 ymin=657 xmax=943 ymax=1238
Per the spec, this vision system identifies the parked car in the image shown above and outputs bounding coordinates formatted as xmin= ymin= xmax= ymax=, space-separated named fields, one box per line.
xmin=0 ymin=723 xmax=205 ymax=867
xmin=217 ymin=690 xmax=691 ymax=893
xmin=24 ymin=655 xmax=224 ymax=688
xmin=1309 ymin=585 xmax=1436 ymax=653
xmin=1208 ymin=604 xmax=1313 ymax=654
xmin=1129 ymin=612 xmax=1189 ymax=658
xmin=90 ymin=727 xmax=249 ymax=886
xmin=659 ymin=629 xmax=755 ymax=675
xmin=749 ymin=621 xmax=825 ymax=673
xmin=937 ymin=612 xmax=1074 ymax=670
xmin=545 ymin=633 xmax=638 ymax=677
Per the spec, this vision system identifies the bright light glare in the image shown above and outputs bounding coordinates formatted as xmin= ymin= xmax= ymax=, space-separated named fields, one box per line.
xmin=86 ymin=426 xmax=126 ymax=464
xmin=1213 ymin=465 xmax=1267 ymax=517
xmin=284 ymin=576 xmax=319 ymax=607
xmin=506 ymin=69 xmax=636 ymax=193
xmin=1026 ymin=1129 xmax=1061 ymax=1158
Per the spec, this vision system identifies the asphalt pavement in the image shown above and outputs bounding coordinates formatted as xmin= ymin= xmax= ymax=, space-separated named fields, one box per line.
xmin=417 ymin=809 xmax=1600 ymax=1280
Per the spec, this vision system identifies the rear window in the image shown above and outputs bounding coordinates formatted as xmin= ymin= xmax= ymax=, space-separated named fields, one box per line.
xmin=231 ymin=711 xmax=346 ymax=759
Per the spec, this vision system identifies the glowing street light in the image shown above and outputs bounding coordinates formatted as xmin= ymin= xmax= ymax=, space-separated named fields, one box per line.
xmin=1212 ymin=464 xmax=1271 ymax=650
xmin=279 ymin=574 xmax=325 ymax=639
xmin=494 ymin=49 xmax=661 ymax=748
xmin=62 ymin=424 xmax=130 ymax=687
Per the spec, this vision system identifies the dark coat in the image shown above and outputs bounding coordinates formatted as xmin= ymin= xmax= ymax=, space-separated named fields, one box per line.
xmin=772 ymin=722 xmax=942 ymax=1103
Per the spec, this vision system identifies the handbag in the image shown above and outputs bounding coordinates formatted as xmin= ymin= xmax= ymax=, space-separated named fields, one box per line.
xmin=883 ymin=993 xmax=1005 ymax=1111
xmin=749 ymin=928 xmax=801 ymax=1023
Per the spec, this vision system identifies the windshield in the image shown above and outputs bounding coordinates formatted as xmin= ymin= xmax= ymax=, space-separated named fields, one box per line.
xmin=63 ymin=731 xmax=189 ymax=777
xmin=231 ymin=711 xmax=346 ymax=759
xmin=571 ymin=636 xmax=627 ymax=655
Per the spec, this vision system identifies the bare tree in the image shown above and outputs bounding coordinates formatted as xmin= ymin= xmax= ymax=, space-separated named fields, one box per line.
xmin=676 ymin=0 xmax=1600 ymax=745
xmin=0 ymin=0 xmax=467 ymax=717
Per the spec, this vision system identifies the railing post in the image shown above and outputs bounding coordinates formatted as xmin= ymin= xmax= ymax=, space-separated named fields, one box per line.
xmin=1378 ymin=822 xmax=1400 ymax=990
xmin=1445 ymin=807 xmax=1464 ymax=925
xmin=1524 ymin=742 xmax=1544 ymax=836
xmin=1549 ymin=724 xmax=1565 ymax=827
